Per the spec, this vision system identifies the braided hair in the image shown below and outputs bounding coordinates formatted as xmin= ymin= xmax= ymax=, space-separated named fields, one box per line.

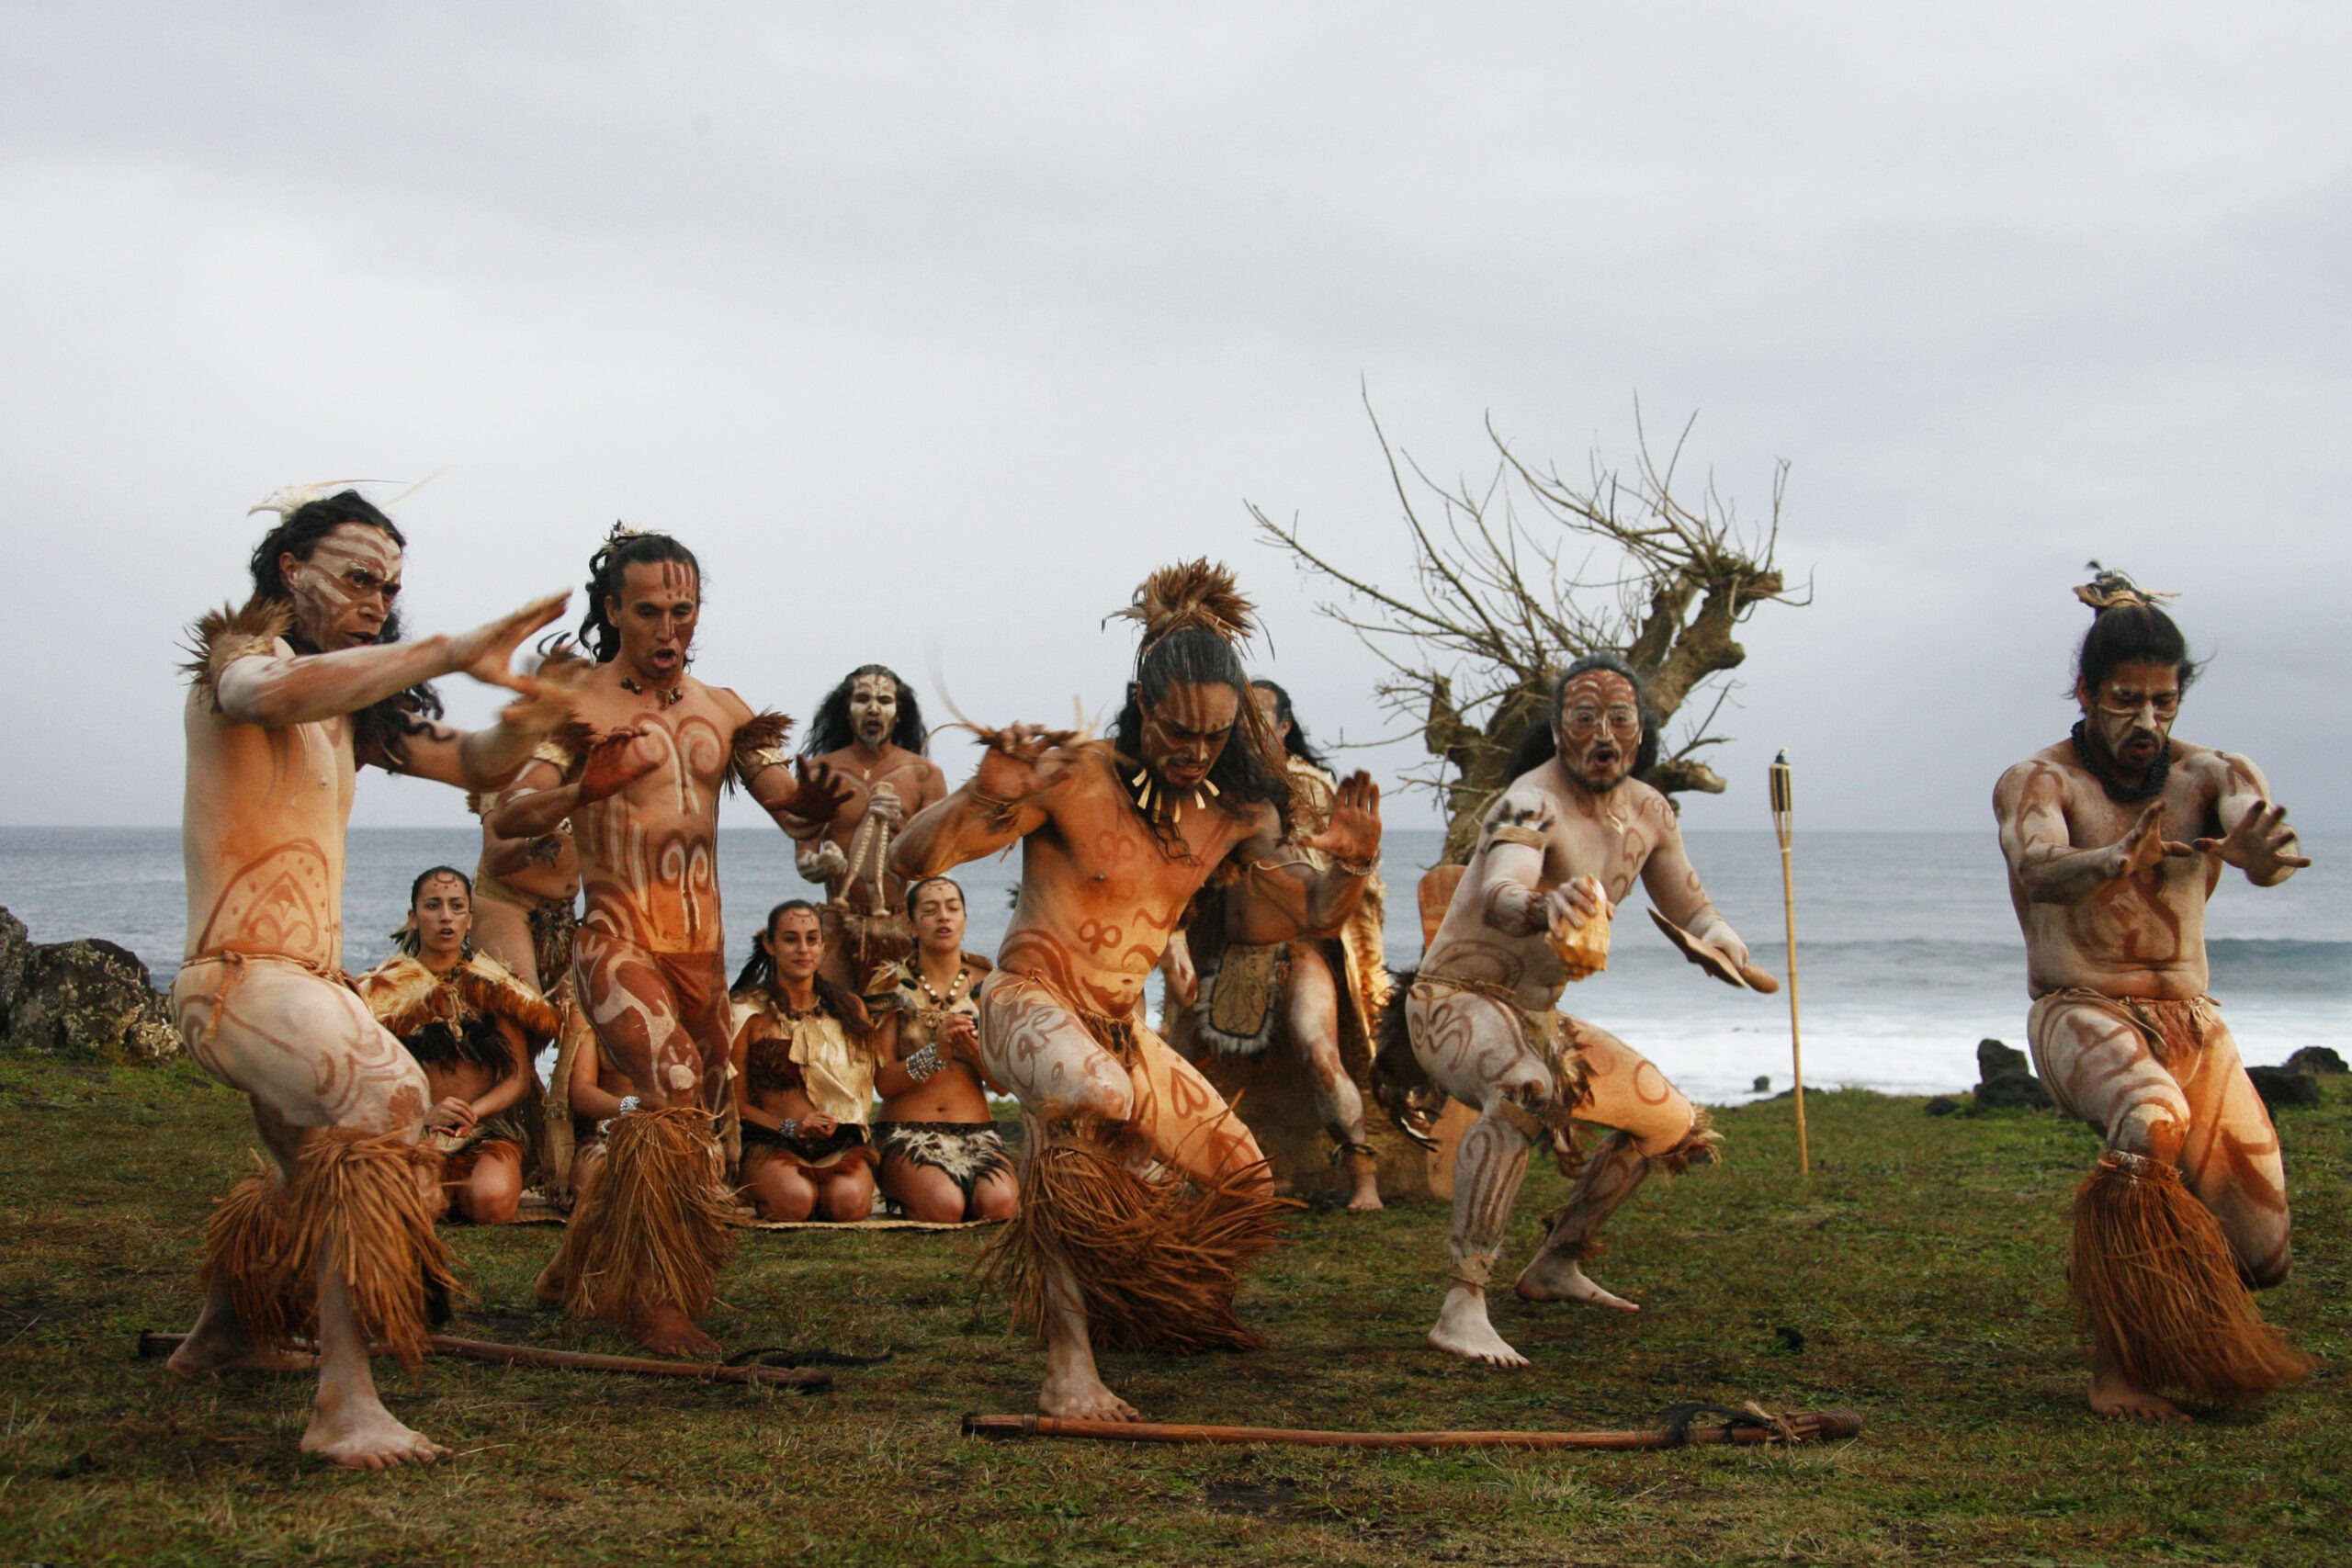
xmin=247 ymin=489 xmax=444 ymax=769
xmin=579 ymin=526 xmax=703 ymax=663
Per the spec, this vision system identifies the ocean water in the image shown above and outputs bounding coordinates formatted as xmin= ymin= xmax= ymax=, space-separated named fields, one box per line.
xmin=3 ymin=827 xmax=2343 ymax=1104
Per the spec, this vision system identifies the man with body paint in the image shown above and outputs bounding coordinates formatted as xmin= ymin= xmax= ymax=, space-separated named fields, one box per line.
xmin=891 ymin=561 xmax=1382 ymax=1422
xmin=1405 ymin=651 xmax=1769 ymax=1368
xmin=167 ymin=486 xmax=577 ymax=1468
xmin=1993 ymin=569 xmax=2312 ymax=1422
xmin=491 ymin=525 xmax=846 ymax=1359
xmin=789 ymin=664 xmax=948 ymax=990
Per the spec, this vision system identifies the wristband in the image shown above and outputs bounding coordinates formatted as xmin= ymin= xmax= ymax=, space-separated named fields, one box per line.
xmin=902 ymin=1043 xmax=944 ymax=1084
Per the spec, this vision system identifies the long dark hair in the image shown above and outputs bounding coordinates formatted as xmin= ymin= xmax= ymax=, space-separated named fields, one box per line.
xmin=579 ymin=527 xmax=702 ymax=663
xmin=1108 ymin=626 xmax=1292 ymax=838
xmin=249 ymin=489 xmax=443 ymax=769
xmin=2075 ymin=595 xmax=2199 ymax=696
xmin=1250 ymin=679 xmax=1329 ymax=770
xmin=1503 ymin=651 xmax=1662 ymax=782
xmin=801 ymin=664 xmax=927 ymax=756
xmin=394 ymin=864 xmax=473 ymax=956
xmin=730 ymin=900 xmax=866 ymax=1031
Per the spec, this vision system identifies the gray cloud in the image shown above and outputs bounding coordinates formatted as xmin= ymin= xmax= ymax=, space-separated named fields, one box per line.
xmin=3 ymin=3 xmax=2346 ymax=842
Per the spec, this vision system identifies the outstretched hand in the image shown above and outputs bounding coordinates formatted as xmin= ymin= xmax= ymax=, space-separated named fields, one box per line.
xmin=578 ymin=728 xmax=662 ymax=803
xmin=448 ymin=592 xmax=571 ymax=694
xmin=1299 ymin=772 xmax=1382 ymax=864
xmin=786 ymin=758 xmax=854 ymax=826
xmin=973 ymin=722 xmax=1083 ymax=803
xmin=2194 ymin=799 xmax=2312 ymax=880
xmin=493 ymin=649 xmax=592 ymax=741
xmin=2116 ymin=802 xmax=2196 ymax=878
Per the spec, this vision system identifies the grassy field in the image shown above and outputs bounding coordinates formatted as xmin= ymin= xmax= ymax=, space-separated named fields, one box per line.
xmin=0 ymin=1051 xmax=2343 ymax=1567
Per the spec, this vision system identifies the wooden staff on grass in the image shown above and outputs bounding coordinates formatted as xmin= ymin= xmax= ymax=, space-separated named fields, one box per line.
xmin=1770 ymin=749 xmax=1809 ymax=1176
xmin=139 ymin=1331 xmax=830 ymax=1390
xmin=962 ymin=1405 xmax=1863 ymax=1451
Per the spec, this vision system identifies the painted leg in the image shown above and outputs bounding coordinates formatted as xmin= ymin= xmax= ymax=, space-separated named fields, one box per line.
xmin=1286 ymin=947 xmax=1380 ymax=1212
xmin=1428 ymin=1109 xmax=1537 ymax=1367
xmin=1515 ymin=1130 xmax=1646 ymax=1311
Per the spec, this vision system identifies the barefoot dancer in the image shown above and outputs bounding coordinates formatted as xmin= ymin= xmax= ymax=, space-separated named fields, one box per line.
xmin=1165 ymin=681 xmax=1392 ymax=1211
xmin=166 ymin=485 xmax=575 ymax=1468
xmin=1403 ymin=653 xmax=1769 ymax=1368
xmin=871 ymin=876 xmax=1018 ymax=1223
xmin=356 ymin=867 xmax=559 ymax=1224
xmin=491 ymin=525 xmax=844 ymax=1357
xmin=892 ymin=561 xmax=1382 ymax=1420
xmin=729 ymin=901 xmax=881 ymax=1223
xmin=1994 ymin=568 xmax=2312 ymax=1423
xmin=789 ymin=665 xmax=948 ymax=989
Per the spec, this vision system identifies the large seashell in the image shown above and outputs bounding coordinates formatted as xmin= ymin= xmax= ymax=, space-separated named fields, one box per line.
xmin=1545 ymin=879 xmax=1613 ymax=981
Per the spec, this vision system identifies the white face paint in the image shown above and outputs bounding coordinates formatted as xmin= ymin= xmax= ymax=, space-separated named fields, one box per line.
xmin=284 ymin=525 xmax=403 ymax=651
xmin=849 ymin=674 xmax=899 ymax=748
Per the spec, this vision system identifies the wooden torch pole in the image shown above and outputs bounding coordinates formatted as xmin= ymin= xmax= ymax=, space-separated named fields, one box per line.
xmin=1770 ymin=750 xmax=1809 ymax=1176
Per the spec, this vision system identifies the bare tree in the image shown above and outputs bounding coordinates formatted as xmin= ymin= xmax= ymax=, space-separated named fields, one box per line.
xmin=1253 ymin=397 xmax=1807 ymax=863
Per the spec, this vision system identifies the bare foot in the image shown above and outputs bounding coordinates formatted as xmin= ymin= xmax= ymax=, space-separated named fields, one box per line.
xmin=1513 ymin=1249 xmax=1641 ymax=1312
xmin=1040 ymin=1365 xmax=1141 ymax=1421
xmin=1428 ymin=1284 xmax=1531 ymax=1368
xmin=165 ymin=1314 xmax=315 ymax=1376
xmin=625 ymin=1301 xmax=721 ymax=1359
xmin=1346 ymin=1174 xmax=1385 ymax=1213
xmin=300 ymin=1398 xmax=449 ymax=1469
xmin=2088 ymin=1348 xmax=2188 ymax=1423
xmin=533 ymin=1255 xmax=567 ymax=1305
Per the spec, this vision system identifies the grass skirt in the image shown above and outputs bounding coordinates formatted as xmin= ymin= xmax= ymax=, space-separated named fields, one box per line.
xmin=552 ymin=1106 xmax=734 ymax=1323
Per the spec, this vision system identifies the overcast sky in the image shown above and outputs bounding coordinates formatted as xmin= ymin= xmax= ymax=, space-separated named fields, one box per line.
xmin=3 ymin=2 xmax=2346 ymax=840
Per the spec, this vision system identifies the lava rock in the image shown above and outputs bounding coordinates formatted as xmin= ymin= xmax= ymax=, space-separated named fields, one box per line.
xmin=4 ymin=934 xmax=182 ymax=1065
xmin=0 ymin=908 xmax=28 ymax=1021
xmin=1974 ymin=1071 xmax=2052 ymax=1111
xmin=1924 ymin=1096 xmax=1962 ymax=1117
xmin=2283 ymin=1046 xmax=2347 ymax=1077
xmin=2246 ymin=1065 xmax=2323 ymax=1111
xmin=1752 ymin=1075 xmax=1771 ymax=1093
xmin=1976 ymin=1037 xmax=2031 ymax=1081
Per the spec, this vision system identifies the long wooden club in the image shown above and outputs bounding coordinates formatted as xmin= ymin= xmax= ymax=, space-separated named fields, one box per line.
xmin=961 ymin=1408 xmax=1863 ymax=1451
xmin=138 ymin=1331 xmax=831 ymax=1390
xmin=1770 ymin=749 xmax=1809 ymax=1175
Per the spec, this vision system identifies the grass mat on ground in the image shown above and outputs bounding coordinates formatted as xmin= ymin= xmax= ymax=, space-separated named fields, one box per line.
xmin=0 ymin=1053 xmax=2343 ymax=1566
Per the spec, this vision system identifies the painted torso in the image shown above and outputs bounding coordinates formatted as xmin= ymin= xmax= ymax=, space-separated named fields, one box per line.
xmin=810 ymin=743 xmax=946 ymax=914
xmin=2002 ymin=739 xmax=2238 ymax=999
xmin=181 ymin=636 xmax=355 ymax=969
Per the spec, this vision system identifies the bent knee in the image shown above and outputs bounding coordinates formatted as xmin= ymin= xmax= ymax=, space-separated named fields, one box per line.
xmin=2109 ymin=1099 xmax=2190 ymax=1161
xmin=1029 ymin=1075 xmax=1134 ymax=1126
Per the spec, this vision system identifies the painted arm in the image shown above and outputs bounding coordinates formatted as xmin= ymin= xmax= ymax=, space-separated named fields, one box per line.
xmin=489 ymin=728 xmax=669 ymax=839
xmin=2196 ymin=754 xmax=2312 ymax=887
xmin=383 ymin=678 xmax=585 ymax=790
xmin=892 ymin=724 xmax=1078 ymax=878
xmin=1639 ymin=812 xmax=1750 ymax=967
xmin=216 ymin=591 xmax=567 ymax=730
xmin=1227 ymin=773 xmax=1385 ymax=941
xmin=1464 ymin=789 xmax=1597 ymax=936
xmin=745 ymin=758 xmax=854 ymax=840
xmin=1996 ymin=761 xmax=2189 ymax=905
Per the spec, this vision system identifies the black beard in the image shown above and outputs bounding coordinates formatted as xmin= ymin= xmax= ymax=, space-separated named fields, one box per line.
xmin=2071 ymin=719 xmax=2171 ymax=804
xmin=1556 ymin=752 xmax=1626 ymax=795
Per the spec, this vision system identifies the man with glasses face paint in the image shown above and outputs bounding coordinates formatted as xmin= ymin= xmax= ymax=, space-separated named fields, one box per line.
xmin=1407 ymin=651 xmax=1770 ymax=1368
xmin=1995 ymin=569 xmax=2312 ymax=1422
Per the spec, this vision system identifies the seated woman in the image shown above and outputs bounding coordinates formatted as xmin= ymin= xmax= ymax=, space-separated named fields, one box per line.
xmin=729 ymin=900 xmax=879 ymax=1223
xmin=560 ymin=1030 xmax=639 ymax=1211
xmin=870 ymin=875 xmax=1018 ymax=1223
xmin=356 ymin=865 xmax=558 ymax=1224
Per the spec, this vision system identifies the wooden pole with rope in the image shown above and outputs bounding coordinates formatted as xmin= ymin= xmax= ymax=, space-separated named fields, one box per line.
xmin=1769 ymin=749 xmax=1809 ymax=1176
xmin=962 ymin=1406 xmax=1863 ymax=1451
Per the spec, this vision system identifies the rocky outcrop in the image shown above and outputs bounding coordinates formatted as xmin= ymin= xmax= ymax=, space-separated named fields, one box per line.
xmin=0 ymin=908 xmax=182 ymax=1065
xmin=1972 ymin=1037 xmax=2052 ymax=1111
xmin=2283 ymin=1045 xmax=2347 ymax=1077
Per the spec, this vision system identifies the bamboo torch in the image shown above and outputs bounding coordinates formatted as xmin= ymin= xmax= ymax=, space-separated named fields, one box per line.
xmin=1769 ymin=750 xmax=1809 ymax=1176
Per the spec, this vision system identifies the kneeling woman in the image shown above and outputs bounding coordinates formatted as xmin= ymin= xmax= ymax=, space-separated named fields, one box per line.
xmin=357 ymin=866 xmax=557 ymax=1224
xmin=870 ymin=876 xmax=1018 ymax=1223
xmin=729 ymin=901 xmax=879 ymax=1222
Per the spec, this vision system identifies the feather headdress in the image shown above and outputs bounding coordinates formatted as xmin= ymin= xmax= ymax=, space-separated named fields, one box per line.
xmin=1109 ymin=558 xmax=1258 ymax=655
xmin=2075 ymin=561 xmax=2178 ymax=613
xmin=245 ymin=469 xmax=450 ymax=524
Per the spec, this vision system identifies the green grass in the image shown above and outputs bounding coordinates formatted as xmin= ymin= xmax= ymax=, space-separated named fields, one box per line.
xmin=0 ymin=1051 xmax=2344 ymax=1566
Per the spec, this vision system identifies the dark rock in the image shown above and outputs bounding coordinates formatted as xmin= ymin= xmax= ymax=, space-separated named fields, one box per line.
xmin=1751 ymin=1075 xmax=1771 ymax=1093
xmin=4 ymin=936 xmax=182 ymax=1065
xmin=0 ymin=908 xmax=28 ymax=1021
xmin=1924 ymin=1096 xmax=1962 ymax=1117
xmin=1773 ymin=1325 xmax=1806 ymax=1353
xmin=1974 ymin=1071 xmax=2052 ymax=1111
xmin=1975 ymin=1038 xmax=2031 ymax=1082
xmin=2283 ymin=1046 xmax=2347 ymax=1077
xmin=2246 ymin=1065 xmax=2323 ymax=1111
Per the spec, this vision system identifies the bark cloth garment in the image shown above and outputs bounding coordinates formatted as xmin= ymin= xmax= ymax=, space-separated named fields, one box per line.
xmin=734 ymin=992 xmax=876 ymax=1127
xmin=979 ymin=972 xmax=1289 ymax=1354
xmin=2030 ymin=987 xmax=2310 ymax=1404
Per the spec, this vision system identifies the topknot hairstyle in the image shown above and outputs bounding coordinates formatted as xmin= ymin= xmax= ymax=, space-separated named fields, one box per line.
xmin=1106 ymin=561 xmax=1292 ymax=825
xmin=2072 ymin=562 xmax=2199 ymax=696
xmin=580 ymin=524 xmax=702 ymax=663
